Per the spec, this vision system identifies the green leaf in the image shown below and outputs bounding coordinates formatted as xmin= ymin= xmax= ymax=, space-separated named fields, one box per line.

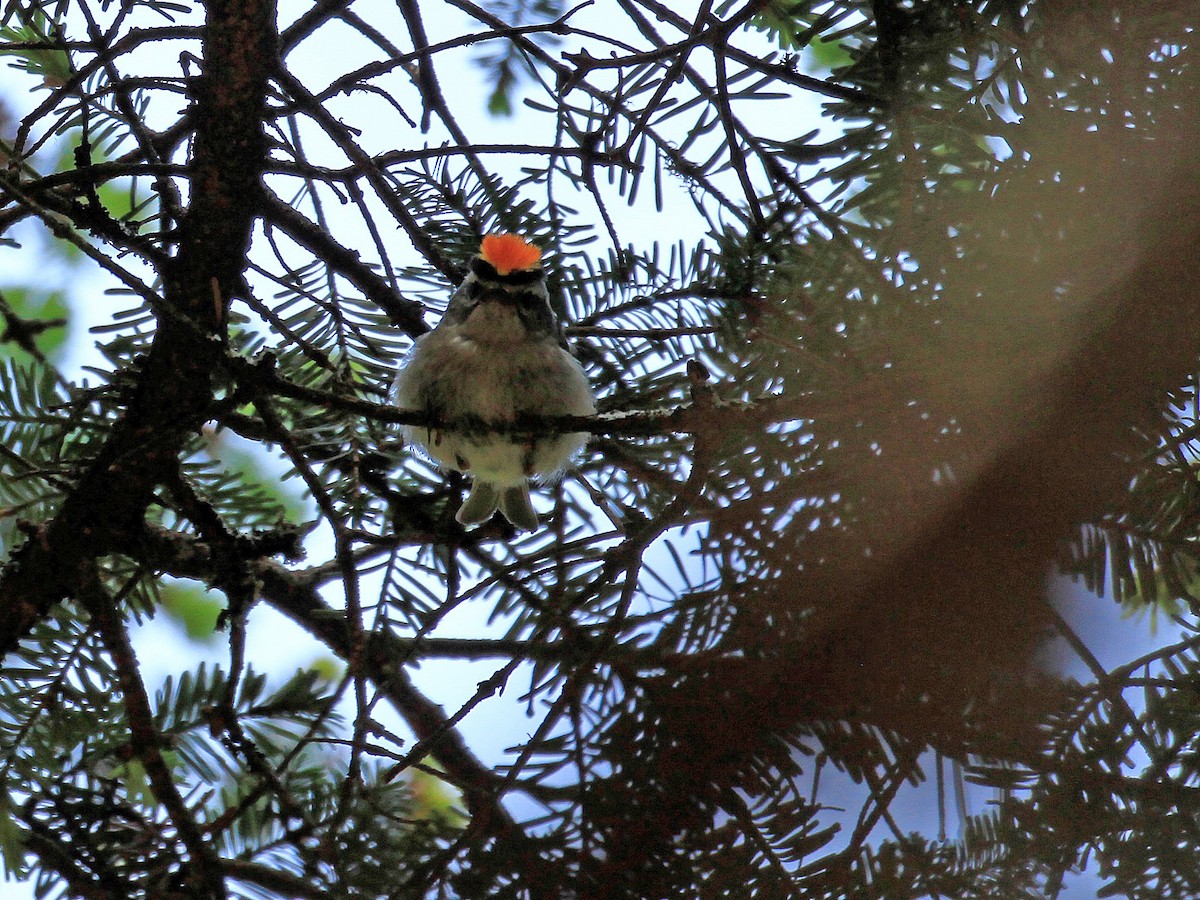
xmin=0 ymin=288 xmax=69 ymax=361
xmin=0 ymin=794 xmax=27 ymax=879
xmin=487 ymin=82 xmax=514 ymax=117
xmin=806 ymin=35 xmax=854 ymax=71
xmin=407 ymin=769 xmax=466 ymax=826
xmin=113 ymin=759 xmax=156 ymax=807
xmin=745 ymin=1 xmax=810 ymax=51
xmin=0 ymin=11 xmax=70 ymax=88
xmin=307 ymin=655 xmax=344 ymax=685
xmin=160 ymin=581 xmax=224 ymax=644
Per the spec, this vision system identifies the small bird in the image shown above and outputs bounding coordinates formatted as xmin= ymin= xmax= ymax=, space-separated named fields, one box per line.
xmin=392 ymin=233 xmax=595 ymax=530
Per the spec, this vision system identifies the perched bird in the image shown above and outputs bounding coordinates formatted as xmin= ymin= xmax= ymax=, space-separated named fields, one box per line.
xmin=392 ymin=233 xmax=595 ymax=530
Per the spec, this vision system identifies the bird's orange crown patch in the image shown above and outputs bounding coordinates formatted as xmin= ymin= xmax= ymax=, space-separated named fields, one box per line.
xmin=480 ymin=233 xmax=542 ymax=276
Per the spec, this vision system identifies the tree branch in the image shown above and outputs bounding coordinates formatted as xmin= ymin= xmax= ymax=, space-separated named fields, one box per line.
xmin=82 ymin=568 xmax=227 ymax=899
xmin=0 ymin=0 xmax=277 ymax=654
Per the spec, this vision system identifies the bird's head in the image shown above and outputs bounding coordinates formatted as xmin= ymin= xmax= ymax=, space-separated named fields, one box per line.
xmin=478 ymin=233 xmax=543 ymax=276
xmin=442 ymin=234 xmax=561 ymax=343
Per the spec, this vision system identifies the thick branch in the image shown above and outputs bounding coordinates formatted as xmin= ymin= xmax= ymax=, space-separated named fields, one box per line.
xmin=0 ymin=1 xmax=277 ymax=653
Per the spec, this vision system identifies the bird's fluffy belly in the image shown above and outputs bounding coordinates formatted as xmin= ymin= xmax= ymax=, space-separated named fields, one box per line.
xmin=423 ymin=432 xmax=579 ymax=487
xmin=396 ymin=329 xmax=592 ymax=483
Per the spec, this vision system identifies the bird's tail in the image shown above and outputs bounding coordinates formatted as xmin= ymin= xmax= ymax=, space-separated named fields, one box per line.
xmin=456 ymin=482 xmax=540 ymax=531
xmin=456 ymin=481 xmax=499 ymax=526
xmin=500 ymin=485 xmax=539 ymax=532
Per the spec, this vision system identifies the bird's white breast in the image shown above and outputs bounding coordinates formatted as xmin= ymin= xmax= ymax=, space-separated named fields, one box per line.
xmin=394 ymin=309 xmax=594 ymax=484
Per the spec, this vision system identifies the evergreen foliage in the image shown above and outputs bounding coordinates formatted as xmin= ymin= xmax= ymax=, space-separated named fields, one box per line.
xmin=0 ymin=0 xmax=1198 ymax=897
